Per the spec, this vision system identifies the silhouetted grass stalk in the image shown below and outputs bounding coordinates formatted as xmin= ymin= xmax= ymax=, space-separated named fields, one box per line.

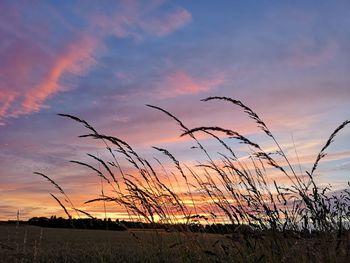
xmin=36 ymin=97 xmax=350 ymax=233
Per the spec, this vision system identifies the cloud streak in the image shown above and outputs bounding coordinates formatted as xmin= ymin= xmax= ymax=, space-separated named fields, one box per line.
xmin=21 ymin=35 xmax=97 ymax=114
xmin=0 ymin=1 xmax=193 ymax=124
xmin=156 ymin=70 xmax=224 ymax=98
xmin=0 ymin=35 xmax=96 ymax=123
xmin=140 ymin=7 xmax=192 ymax=37
xmin=91 ymin=2 xmax=192 ymax=39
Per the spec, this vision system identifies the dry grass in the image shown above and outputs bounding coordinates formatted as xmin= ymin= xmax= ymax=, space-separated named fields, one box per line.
xmin=39 ymin=97 xmax=349 ymax=231
xmin=1 ymin=224 xmax=349 ymax=262
xmin=0 ymin=224 xmax=229 ymax=263
xmin=7 ymin=96 xmax=350 ymax=262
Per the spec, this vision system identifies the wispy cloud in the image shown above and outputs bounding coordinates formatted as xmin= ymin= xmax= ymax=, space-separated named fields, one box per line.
xmin=0 ymin=35 xmax=96 ymax=123
xmin=91 ymin=1 xmax=192 ymax=39
xmin=286 ymin=40 xmax=337 ymax=67
xmin=140 ymin=7 xmax=192 ymax=37
xmin=21 ymin=35 xmax=96 ymax=114
xmin=0 ymin=0 xmax=193 ymax=124
xmin=156 ymin=70 xmax=224 ymax=98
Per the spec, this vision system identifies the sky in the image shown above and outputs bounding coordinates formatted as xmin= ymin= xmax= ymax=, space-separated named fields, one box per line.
xmin=0 ymin=0 xmax=350 ymax=221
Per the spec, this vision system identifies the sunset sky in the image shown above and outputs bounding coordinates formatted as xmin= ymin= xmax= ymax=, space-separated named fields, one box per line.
xmin=1 ymin=0 xmax=350 ymax=220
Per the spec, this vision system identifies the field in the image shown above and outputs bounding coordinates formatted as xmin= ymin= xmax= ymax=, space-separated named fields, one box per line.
xmin=1 ymin=224 xmax=349 ymax=263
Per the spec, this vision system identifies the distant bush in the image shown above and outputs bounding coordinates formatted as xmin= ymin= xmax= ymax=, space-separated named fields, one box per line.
xmin=28 ymin=216 xmax=127 ymax=231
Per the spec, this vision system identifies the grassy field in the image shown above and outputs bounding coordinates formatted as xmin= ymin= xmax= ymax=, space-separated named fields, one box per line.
xmin=1 ymin=224 xmax=349 ymax=263
xmin=0 ymin=224 xmax=230 ymax=263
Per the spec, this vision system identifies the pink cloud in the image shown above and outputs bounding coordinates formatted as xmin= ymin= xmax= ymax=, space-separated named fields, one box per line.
xmin=157 ymin=70 xmax=224 ymax=98
xmin=0 ymin=1 xmax=192 ymax=125
xmin=0 ymin=92 xmax=16 ymax=126
xmin=0 ymin=34 xmax=96 ymax=123
xmin=21 ymin=36 xmax=96 ymax=114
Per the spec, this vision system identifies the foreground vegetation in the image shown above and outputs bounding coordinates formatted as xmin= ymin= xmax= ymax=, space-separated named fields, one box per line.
xmin=1 ymin=224 xmax=349 ymax=263
xmin=37 ymin=96 xmax=349 ymax=230
xmin=3 ymin=96 xmax=350 ymax=262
